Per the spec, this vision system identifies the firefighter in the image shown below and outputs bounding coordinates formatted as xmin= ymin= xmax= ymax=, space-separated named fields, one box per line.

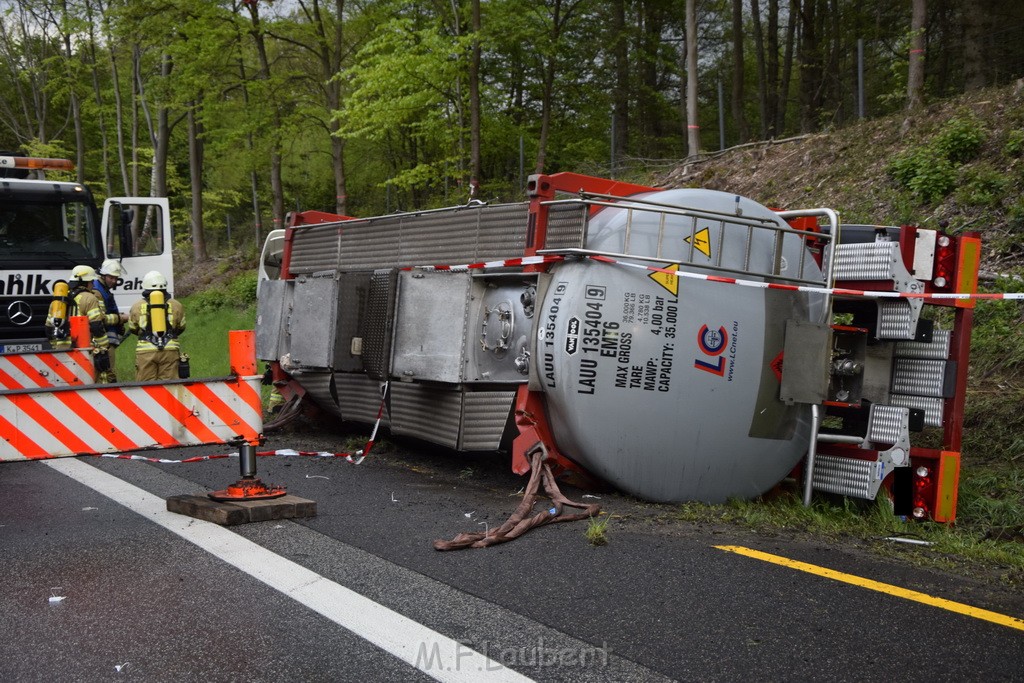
xmin=125 ymin=271 xmax=187 ymax=381
xmin=45 ymin=265 xmax=112 ymax=375
xmin=93 ymin=259 xmax=130 ymax=382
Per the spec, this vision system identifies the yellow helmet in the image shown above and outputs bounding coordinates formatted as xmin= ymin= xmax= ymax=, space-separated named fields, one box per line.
xmin=70 ymin=265 xmax=98 ymax=282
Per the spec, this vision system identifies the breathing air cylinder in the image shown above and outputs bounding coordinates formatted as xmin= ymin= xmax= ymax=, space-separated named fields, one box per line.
xmin=48 ymin=280 xmax=70 ymax=338
xmin=149 ymin=290 xmax=168 ymax=347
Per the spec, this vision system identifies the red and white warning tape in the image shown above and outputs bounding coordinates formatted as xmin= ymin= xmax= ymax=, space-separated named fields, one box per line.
xmin=402 ymin=254 xmax=564 ymax=272
xmin=406 ymin=251 xmax=1024 ymax=302
xmin=587 ymin=254 xmax=1024 ymax=300
xmin=91 ymin=449 xmax=360 ymax=464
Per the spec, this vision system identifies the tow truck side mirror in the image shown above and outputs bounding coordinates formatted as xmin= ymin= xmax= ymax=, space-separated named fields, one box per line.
xmin=114 ymin=203 xmax=135 ymax=257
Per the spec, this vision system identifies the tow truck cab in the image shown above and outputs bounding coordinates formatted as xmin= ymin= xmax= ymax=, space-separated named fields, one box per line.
xmin=0 ymin=155 xmax=174 ymax=352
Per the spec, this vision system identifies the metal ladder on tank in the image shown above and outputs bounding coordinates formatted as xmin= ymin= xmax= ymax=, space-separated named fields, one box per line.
xmin=536 ymin=191 xmax=840 ymax=288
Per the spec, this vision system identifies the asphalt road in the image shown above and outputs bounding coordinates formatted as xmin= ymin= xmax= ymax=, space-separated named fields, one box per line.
xmin=2 ymin=424 xmax=1023 ymax=682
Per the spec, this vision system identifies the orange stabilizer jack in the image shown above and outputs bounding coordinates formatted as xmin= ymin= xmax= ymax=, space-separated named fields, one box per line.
xmin=209 ymin=476 xmax=287 ymax=501
xmin=207 ymin=433 xmax=285 ymax=502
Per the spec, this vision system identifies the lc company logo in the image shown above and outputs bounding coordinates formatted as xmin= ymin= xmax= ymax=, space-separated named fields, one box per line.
xmin=693 ymin=322 xmax=738 ymax=380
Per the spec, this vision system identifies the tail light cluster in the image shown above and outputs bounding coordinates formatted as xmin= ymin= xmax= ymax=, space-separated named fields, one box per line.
xmin=911 ymin=464 xmax=935 ymax=520
xmin=931 ymin=234 xmax=957 ymax=290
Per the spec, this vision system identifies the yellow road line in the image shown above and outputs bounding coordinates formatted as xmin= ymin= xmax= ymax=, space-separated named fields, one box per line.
xmin=715 ymin=545 xmax=1024 ymax=633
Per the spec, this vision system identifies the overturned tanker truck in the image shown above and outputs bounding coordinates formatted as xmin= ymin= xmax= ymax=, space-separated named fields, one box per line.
xmin=255 ymin=172 xmax=980 ymax=522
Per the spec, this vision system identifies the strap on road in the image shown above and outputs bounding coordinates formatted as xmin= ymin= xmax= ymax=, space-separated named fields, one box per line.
xmin=433 ymin=444 xmax=601 ymax=551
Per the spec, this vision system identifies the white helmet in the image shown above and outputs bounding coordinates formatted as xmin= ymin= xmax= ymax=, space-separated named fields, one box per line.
xmin=142 ymin=270 xmax=168 ymax=291
xmin=99 ymin=259 xmax=125 ymax=278
xmin=70 ymin=265 xmax=98 ymax=282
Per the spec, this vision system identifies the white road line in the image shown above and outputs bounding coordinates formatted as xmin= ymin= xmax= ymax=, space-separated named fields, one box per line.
xmin=44 ymin=458 xmax=534 ymax=683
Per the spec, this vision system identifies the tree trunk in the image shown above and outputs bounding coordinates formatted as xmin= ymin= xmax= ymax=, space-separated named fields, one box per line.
xmin=611 ymin=0 xmax=629 ymax=165
xmin=907 ymin=0 xmax=926 ymax=109
xmin=685 ymin=0 xmax=700 ymax=157
xmin=766 ymin=0 xmax=780 ymax=136
xmin=797 ymin=0 xmax=821 ymax=132
xmin=749 ymin=0 xmax=765 ymax=139
xmin=962 ymin=0 xmax=988 ymax=91
xmin=731 ymin=0 xmax=749 ymax=143
xmin=187 ymin=103 xmax=208 ymax=262
xmin=85 ymin=1 xmax=112 ymax=197
xmin=777 ymin=0 xmax=797 ymax=134
xmin=247 ymin=1 xmax=285 ymax=228
xmin=469 ymin=0 xmax=482 ymax=189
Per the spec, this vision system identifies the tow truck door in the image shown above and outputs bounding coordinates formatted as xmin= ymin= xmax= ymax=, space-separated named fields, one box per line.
xmin=101 ymin=197 xmax=175 ymax=294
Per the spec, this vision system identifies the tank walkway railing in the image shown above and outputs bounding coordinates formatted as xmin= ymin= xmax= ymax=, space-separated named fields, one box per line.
xmin=537 ymin=193 xmax=839 ymax=289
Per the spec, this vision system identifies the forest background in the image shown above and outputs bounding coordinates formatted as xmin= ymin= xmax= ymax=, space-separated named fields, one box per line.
xmin=2 ymin=0 xmax=1024 ymax=263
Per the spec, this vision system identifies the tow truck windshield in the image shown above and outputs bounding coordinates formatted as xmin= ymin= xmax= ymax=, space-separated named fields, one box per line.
xmin=0 ymin=199 xmax=101 ymax=262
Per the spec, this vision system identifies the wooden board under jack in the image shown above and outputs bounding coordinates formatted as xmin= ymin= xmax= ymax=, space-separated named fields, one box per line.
xmin=166 ymin=494 xmax=316 ymax=526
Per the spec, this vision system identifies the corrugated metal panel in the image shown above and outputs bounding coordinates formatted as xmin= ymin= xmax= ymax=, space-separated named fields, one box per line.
xmin=889 ymin=394 xmax=943 ymax=428
xmin=868 ymin=405 xmax=909 ymax=446
xmin=291 ymin=225 xmax=343 ymax=274
xmin=812 ymin=455 xmax=876 ymax=498
xmin=334 ymin=373 xmax=390 ymax=426
xmin=833 ymin=242 xmax=901 ymax=281
xmin=336 ymin=217 xmax=403 ymax=271
xmin=542 ymin=203 xmax=587 ymax=250
xmin=389 ymin=383 xmax=461 ymax=448
xmin=891 ymin=358 xmax=946 ymax=397
xmin=292 ymin=370 xmax=342 ymax=420
xmin=895 ymin=329 xmax=951 ymax=360
xmin=459 ymin=391 xmax=516 ymax=450
xmin=475 ymin=204 xmax=530 ymax=261
xmin=289 ymin=203 xmax=540 ymax=274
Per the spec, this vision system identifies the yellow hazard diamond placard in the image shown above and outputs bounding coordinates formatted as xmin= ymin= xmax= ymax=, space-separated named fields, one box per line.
xmin=685 ymin=227 xmax=712 ymax=258
xmin=649 ymin=264 xmax=680 ymax=296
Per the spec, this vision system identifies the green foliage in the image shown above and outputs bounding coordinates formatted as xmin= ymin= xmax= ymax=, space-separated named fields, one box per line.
xmin=887 ymin=116 xmax=987 ymax=203
xmin=955 ymin=163 xmax=1009 ymax=207
xmin=966 ymin=277 xmax=1024 ymax=380
xmin=1007 ymin=198 xmax=1024 ymax=232
xmin=188 ymin=271 xmax=259 ymax=314
xmin=933 ymin=116 xmax=986 ymax=164
xmin=888 ymin=148 xmax=956 ymax=203
xmin=1004 ymin=130 xmax=1024 ymax=158
xmin=585 ymin=513 xmax=609 ymax=546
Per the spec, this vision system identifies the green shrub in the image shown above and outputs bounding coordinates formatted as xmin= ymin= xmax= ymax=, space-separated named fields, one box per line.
xmin=888 ymin=116 xmax=988 ymax=204
xmin=933 ymin=116 xmax=986 ymax=164
xmin=906 ymin=150 xmax=957 ymax=203
xmin=1004 ymin=129 xmax=1024 ymax=157
xmin=956 ymin=164 xmax=1009 ymax=207
xmin=1008 ymin=198 xmax=1024 ymax=232
xmin=227 ymin=271 xmax=259 ymax=303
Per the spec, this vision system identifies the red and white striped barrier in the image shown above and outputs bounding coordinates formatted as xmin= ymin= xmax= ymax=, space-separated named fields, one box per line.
xmin=0 ymin=377 xmax=263 ymax=461
xmin=0 ymin=330 xmax=263 ymax=462
xmin=0 ymin=349 xmax=95 ymax=390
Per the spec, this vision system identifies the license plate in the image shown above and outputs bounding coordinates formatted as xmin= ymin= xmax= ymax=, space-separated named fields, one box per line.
xmin=1 ymin=343 xmax=44 ymax=353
